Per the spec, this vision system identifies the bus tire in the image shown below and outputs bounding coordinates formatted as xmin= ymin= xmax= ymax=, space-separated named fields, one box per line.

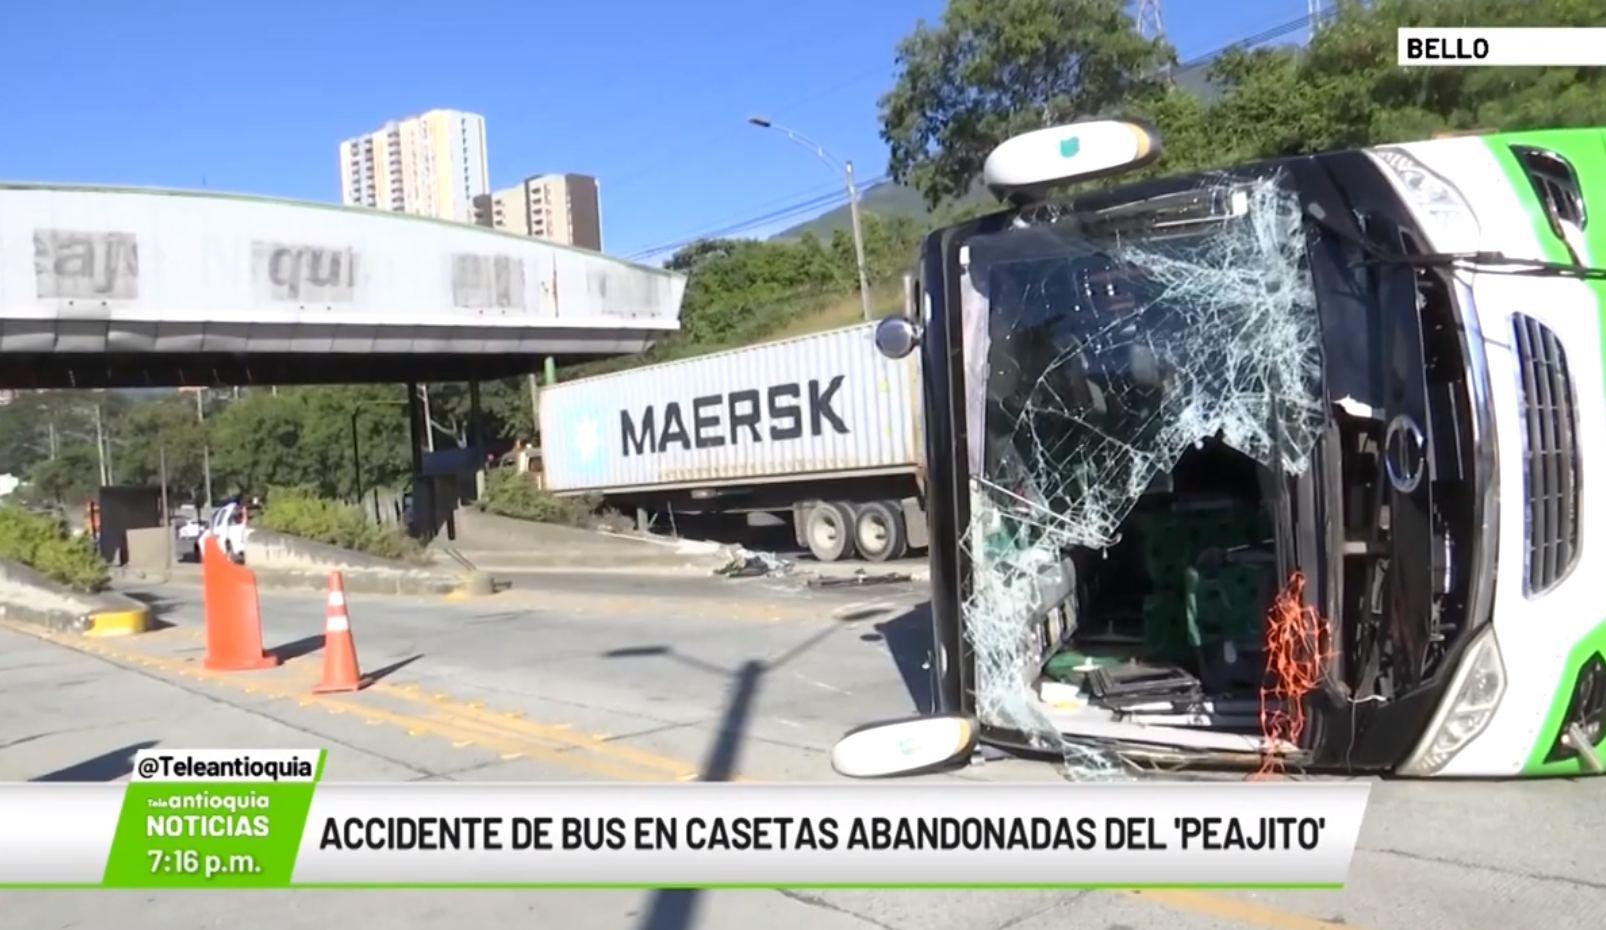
xmin=854 ymin=500 xmax=908 ymax=562
xmin=804 ymin=502 xmax=857 ymax=563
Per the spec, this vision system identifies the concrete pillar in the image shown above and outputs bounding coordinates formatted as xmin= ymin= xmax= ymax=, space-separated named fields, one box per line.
xmin=468 ymin=380 xmax=485 ymax=499
xmin=405 ymin=381 xmax=426 ymax=477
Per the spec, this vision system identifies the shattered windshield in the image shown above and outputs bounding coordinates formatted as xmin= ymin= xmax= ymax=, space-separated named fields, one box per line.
xmin=955 ymin=176 xmax=1327 ymax=777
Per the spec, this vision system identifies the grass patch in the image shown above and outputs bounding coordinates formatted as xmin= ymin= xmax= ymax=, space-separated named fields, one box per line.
xmin=257 ymin=486 xmax=423 ymax=562
xmin=475 ymin=469 xmax=630 ymax=530
xmin=0 ymin=505 xmax=110 ymax=593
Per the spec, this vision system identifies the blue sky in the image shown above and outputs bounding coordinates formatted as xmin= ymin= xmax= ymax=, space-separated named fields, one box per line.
xmin=0 ymin=0 xmax=1315 ymax=263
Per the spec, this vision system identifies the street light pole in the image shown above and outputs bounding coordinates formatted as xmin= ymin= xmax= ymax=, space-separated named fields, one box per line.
xmin=194 ymin=388 xmax=214 ymax=509
xmin=748 ymin=116 xmax=875 ymax=322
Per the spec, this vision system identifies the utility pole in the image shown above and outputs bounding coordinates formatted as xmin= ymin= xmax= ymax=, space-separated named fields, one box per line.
xmin=91 ymin=403 xmax=108 ymax=486
xmin=536 ymin=372 xmax=549 ymax=443
xmin=195 ymin=388 xmax=214 ymax=508
xmin=748 ymin=117 xmax=876 ymax=322
xmin=419 ymin=385 xmax=436 ymax=453
xmin=159 ymin=445 xmax=171 ymax=527
xmin=843 ymin=159 xmax=874 ymax=323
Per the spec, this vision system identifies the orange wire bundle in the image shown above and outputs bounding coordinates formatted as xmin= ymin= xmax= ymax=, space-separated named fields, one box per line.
xmin=1254 ymin=571 xmax=1330 ymax=779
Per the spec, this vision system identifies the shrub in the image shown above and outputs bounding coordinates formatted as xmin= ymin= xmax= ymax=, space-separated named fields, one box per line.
xmin=476 ymin=469 xmax=608 ymax=527
xmin=256 ymin=486 xmax=422 ymax=562
xmin=0 ymin=505 xmax=110 ymax=592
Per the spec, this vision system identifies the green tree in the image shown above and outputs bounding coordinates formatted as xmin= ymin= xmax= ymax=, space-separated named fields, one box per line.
xmin=878 ymin=0 xmax=1174 ymax=209
xmin=0 ymin=400 xmax=49 ymax=476
xmin=564 ymin=222 xmax=924 ymax=384
xmin=1204 ymin=0 xmax=1606 ymax=161
xmin=27 ymin=444 xmax=101 ymax=507
xmin=107 ymin=396 xmax=207 ymax=501
xmin=0 ymin=392 xmax=108 ymax=479
xmin=205 ymin=386 xmax=412 ymax=501
xmin=419 ymin=379 xmax=536 ymax=447
xmin=882 ymin=0 xmax=1606 ymax=206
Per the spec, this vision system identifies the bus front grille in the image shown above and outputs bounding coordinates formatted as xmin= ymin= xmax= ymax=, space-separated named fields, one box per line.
xmin=1512 ymin=313 xmax=1580 ymax=596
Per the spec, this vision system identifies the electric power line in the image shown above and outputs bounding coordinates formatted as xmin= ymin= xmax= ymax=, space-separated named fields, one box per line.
xmin=627 ymin=174 xmax=891 ymax=261
xmin=631 ymin=178 xmax=852 ymax=252
xmin=605 ymin=69 xmax=895 ymax=194
xmin=631 ymin=5 xmax=1339 ymax=262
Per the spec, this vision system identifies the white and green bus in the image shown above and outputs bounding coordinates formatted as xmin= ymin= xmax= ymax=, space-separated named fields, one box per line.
xmin=857 ymin=120 xmax=1605 ymax=779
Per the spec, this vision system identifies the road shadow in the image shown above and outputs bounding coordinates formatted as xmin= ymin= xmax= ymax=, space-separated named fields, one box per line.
xmin=30 ymin=740 xmax=159 ymax=782
xmin=363 ymin=654 xmax=423 ymax=686
xmin=115 ymin=590 xmax=179 ymax=632
xmin=269 ymin=635 xmax=325 ymax=663
xmin=619 ymin=626 xmax=838 ymax=930
xmin=863 ymin=601 xmax=935 ymax=714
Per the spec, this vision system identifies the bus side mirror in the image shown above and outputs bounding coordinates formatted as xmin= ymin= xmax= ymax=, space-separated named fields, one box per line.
xmin=874 ymin=316 xmax=920 ymax=360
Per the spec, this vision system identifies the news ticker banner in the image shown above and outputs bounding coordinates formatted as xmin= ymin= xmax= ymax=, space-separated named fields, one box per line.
xmin=1398 ymin=28 xmax=1606 ymax=67
xmin=0 ymin=749 xmax=1370 ymax=889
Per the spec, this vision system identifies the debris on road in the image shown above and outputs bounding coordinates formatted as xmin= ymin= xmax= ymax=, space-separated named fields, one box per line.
xmin=714 ymin=548 xmax=796 ymax=579
xmin=806 ymin=569 xmax=912 ymax=588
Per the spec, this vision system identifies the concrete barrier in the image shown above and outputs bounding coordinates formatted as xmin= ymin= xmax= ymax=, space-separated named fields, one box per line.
xmin=125 ymin=526 xmax=175 ymax=574
xmin=439 ymin=508 xmax=732 ymax=573
xmin=242 ymin=528 xmax=475 ymax=597
xmin=0 ymin=558 xmax=151 ymax=637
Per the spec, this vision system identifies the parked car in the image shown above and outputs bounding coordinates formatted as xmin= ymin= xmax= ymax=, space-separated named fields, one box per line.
xmin=174 ymin=514 xmax=206 ymax=559
xmin=195 ymin=501 xmax=248 ymax=563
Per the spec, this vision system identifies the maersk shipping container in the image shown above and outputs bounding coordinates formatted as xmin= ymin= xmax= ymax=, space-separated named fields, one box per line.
xmin=539 ymin=322 xmax=923 ymax=494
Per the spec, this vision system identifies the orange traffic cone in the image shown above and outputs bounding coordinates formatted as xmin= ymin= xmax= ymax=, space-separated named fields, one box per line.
xmin=201 ymin=535 xmax=280 ymax=672
xmin=312 ymin=572 xmax=364 ymax=693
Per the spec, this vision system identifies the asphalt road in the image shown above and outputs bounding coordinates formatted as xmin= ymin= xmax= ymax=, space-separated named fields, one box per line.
xmin=0 ymin=572 xmax=1601 ymax=930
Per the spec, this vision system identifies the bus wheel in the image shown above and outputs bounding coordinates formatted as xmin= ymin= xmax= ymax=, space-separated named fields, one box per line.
xmin=854 ymin=501 xmax=908 ymax=562
xmin=804 ymin=502 xmax=858 ymax=562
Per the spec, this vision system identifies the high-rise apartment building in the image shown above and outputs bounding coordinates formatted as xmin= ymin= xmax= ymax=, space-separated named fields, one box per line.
xmin=339 ymin=109 xmax=489 ymax=223
xmin=473 ymin=173 xmax=602 ymax=251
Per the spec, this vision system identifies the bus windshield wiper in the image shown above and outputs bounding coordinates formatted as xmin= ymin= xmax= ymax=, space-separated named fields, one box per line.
xmin=1391 ymin=250 xmax=1606 ymax=282
xmin=1304 ymin=202 xmax=1606 ymax=281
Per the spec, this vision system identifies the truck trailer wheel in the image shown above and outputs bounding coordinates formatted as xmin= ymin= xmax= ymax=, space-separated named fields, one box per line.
xmin=804 ymin=502 xmax=858 ymax=562
xmin=854 ymin=501 xmax=908 ymax=562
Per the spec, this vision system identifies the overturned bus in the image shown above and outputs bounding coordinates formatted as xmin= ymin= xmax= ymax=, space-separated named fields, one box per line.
xmin=848 ymin=120 xmax=1606 ymax=779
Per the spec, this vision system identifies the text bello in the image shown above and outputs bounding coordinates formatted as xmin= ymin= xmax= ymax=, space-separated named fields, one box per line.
xmin=1404 ymin=36 xmax=1490 ymax=60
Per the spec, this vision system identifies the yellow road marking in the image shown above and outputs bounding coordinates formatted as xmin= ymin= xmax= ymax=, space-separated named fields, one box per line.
xmin=1 ymin=621 xmax=687 ymax=783
xmin=1132 ymin=890 xmax=1354 ymax=930
xmin=48 ymin=622 xmax=732 ymax=782
xmin=7 ymin=619 xmax=1366 ymax=929
xmin=367 ymin=678 xmax=753 ymax=782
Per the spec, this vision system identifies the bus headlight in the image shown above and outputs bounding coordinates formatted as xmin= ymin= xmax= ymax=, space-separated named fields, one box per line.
xmin=1399 ymin=626 xmax=1506 ymax=776
xmin=1368 ymin=147 xmax=1481 ymax=251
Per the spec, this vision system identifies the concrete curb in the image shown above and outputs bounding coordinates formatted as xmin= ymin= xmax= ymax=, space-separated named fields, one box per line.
xmin=436 ymin=509 xmax=736 ymax=573
xmin=239 ymin=527 xmax=490 ymax=599
xmin=110 ymin=565 xmax=486 ymax=600
xmin=0 ymin=558 xmax=152 ymax=637
xmin=250 ymin=567 xmax=475 ymax=598
xmin=461 ymin=563 xmax=727 ymax=578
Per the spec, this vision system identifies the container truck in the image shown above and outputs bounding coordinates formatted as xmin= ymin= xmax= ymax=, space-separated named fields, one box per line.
xmin=533 ymin=323 xmax=928 ymax=563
